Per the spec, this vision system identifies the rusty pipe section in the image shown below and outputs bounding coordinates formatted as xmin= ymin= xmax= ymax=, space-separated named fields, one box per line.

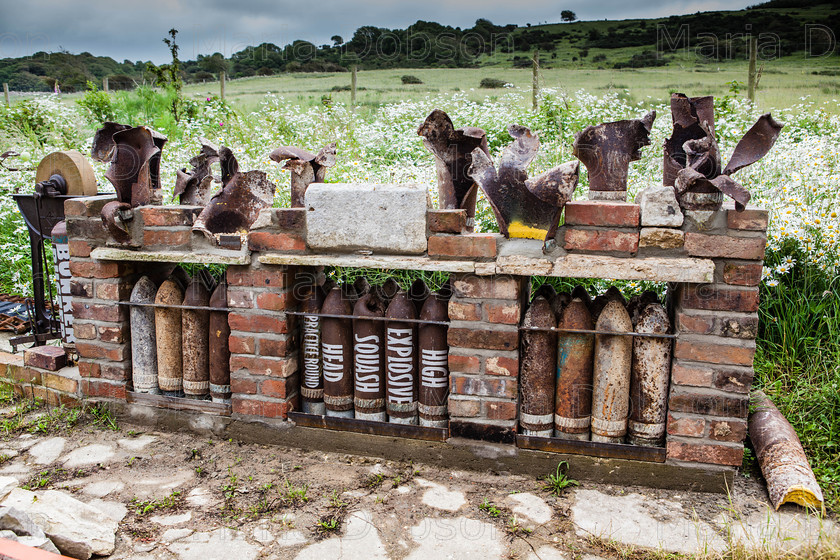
xmin=749 ymin=391 xmax=824 ymax=512
xmin=321 ymin=286 xmax=354 ymax=418
xmin=386 ymin=290 xmax=418 ymax=425
xmin=591 ymin=299 xmax=634 ymax=443
xmin=174 ymin=137 xmax=220 ymax=206
xmin=130 ymin=276 xmax=159 ymax=394
xmin=628 ymin=302 xmax=671 ymax=447
xmin=301 ymin=286 xmax=326 ymax=415
xmin=182 ymin=277 xmax=211 ymax=400
xmin=353 ymin=293 xmax=387 ymax=422
xmin=555 ymin=298 xmax=594 ymax=441
xmin=155 ymin=278 xmax=184 ymax=397
xmin=208 ymin=282 xmax=231 ymax=404
xmin=418 ymin=291 xmax=449 ymax=428
xmin=519 ymin=296 xmax=556 ymax=436
xmin=269 ymin=143 xmax=336 ymax=208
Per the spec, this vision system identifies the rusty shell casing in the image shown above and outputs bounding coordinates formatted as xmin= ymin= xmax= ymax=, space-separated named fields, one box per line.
xmin=409 ymin=278 xmax=430 ymax=317
xmin=591 ymin=299 xmax=634 ymax=443
xmin=130 ymin=276 xmax=159 ymax=394
xmin=321 ymin=287 xmax=354 ymax=418
xmin=628 ymin=303 xmax=672 ymax=447
xmin=385 ymin=291 xmax=418 ymax=425
xmin=155 ymin=278 xmax=184 ymax=397
xmin=353 ymin=293 xmax=387 ymax=422
xmin=627 ymin=290 xmax=660 ymax=326
xmin=552 ymin=291 xmax=571 ymax=322
xmin=374 ymin=278 xmax=400 ymax=307
xmin=301 ymin=287 xmax=326 ymax=415
xmin=749 ymin=391 xmax=825 ymax=512
xmin=571 ymin=285 xmax=592 ymax=311
xmin=591 ymin=286 xmax=626 ymax=323
xmin=208 ymin=283 xmax=231 ymax=404
xmin=353 ymin=276 xmax=371 ymax=299
xmin=418 ymin=292 xmax=449 ymax=428
xmin=555 ymin=298 xmax=594 ymax=441
xmin=519 ymin=296 xmax=556 ymax=437
xmin=182 ymin=278 xmax=210 ymax=399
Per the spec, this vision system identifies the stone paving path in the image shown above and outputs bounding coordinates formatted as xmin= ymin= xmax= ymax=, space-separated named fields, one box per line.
xmin=0 ymin=417 xmax=836 ymax=559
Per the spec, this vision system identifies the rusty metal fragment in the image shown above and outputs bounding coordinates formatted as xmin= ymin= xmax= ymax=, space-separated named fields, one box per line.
xmin=555 ymin=298 xmax=595 ymax=441
xmin=208 ymin=282 xmax=231 ymax=404
xmin=353 ymin=293 xmax=387 ymax=421
xmin=573 ymin=111 xmax=656 ymax=200
xmin=130 ymin=276 xmax=158 ymax=394
xmin=628 ymin=303 xmax=671 ymax=447
xmin=591 ymin=299 xmax=633 ymax=443
xmin=155 ymin=278 xmax=184 ymax=397
xmin=193 ymin=147 xmax=277 ymax=240
xmin=419 ymin=291 xmax=449 ymax=428
xmin=301 ymin=285 xmax=326 ymax=414
xmin=100 ymin=200 xmax=133 ymax=245
xmin=321 ymin=286 xmax=354 ymax=418
xmin=469 ymin=125 xmax=579 ymax=242
xmin=174 ymin=137 xmax=220 ymax=205
xmin=182 ymin=277 xmax=210 ymax=400
xmin=749 ymin=391 xmax=825 ymax=512
xmin=520 ymin=296 xmax=556 ymax=436
xmin=386 ymin=291 xmax=418 ymax=425
xmin=269 ymin=143 xmax=336 ymax=208
xmin=91 ymin=121 xmax=130 ymax=163
xmin=418 ymin=109 xmax=490 ymax=231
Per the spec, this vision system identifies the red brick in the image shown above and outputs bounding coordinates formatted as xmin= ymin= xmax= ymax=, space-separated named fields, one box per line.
xmin=138 ymin=206 xmax=199 ymax=227
xmin=42 ymin=372 xmax=78 ymax=393
xmin=226 ymin=267 xmax=288 ymax=288
xmin=256 ymin=292 xmax=290 ymax=311
xmin=82 ymin=379 xmax=126 ymax=399
xmin=428 ymin=209 xmax=467 ymax=233
xmin=685 ymin=233 xmax=766 ymax=260
xmin=73 ymin=322 xmax=97 ymax=340
xmin=448 ymin=398 xmax=481 ymax=417
xmin=667 ymin=440 xmax=743 ymax=466
xmin=24 ymin=346 xmax=66 ymax=371
xmin=486 ymin=400 xmax=517 ymax=420
xmin=229 ymin=335 xmax=256 ymax=355
xmin=667 ymin=413 xmax=705 ymax=437
xmin=448 ymin=301 xmax=481 ymax=321
xmin=75 ymin=342 xmax=128 ymax=362
xmin=451 ymin=375 xmax=517 ymax=398
xmin=77 ymin=361 xmax=101 ymax=378
xmin=64 ymin=196 xmax=112 ymax=217
xmin=44 ymin=390 xmax=81 ymax=407
xmin=101 ymin=363 xmax=130 ymax=381
xmin=564 ymin=201 xmax=640 ymax=228
xmin=97 ymin=325 xmax=127 ymax=343
xmin=230 ymin=376 xmax=258 ymax=394
xmin=671 ymin=362 xmax=713 ymax=387
xmin=564 ymin=229 xmax=639 ymax=253
xmin=723 ymin=262 xmax=763 ymax=286
xmin=727 ymin=208 xmax=768 ymax=231
xmin=70 ymin=279 xmax=93 ymax=298
xmin=95 ymin=282 xmax=132 ymax=301
xmin=486 ymin=302 xmax=519 ymax=324
xmin=717 ymin=315 xmax=759 ymax=339
xmin=261 ymin=376 xmax=296 ymax=399
xmin=68 ymin=239 xmax=92 ymax=258
xmin=428 ymin=234 xmax=497 ymax=259
xmin=229 ymin=355 xmax=297 ymax=377
xmin=275 ymin=208 xmax=306 ymax=231
xmin=18 ymin=385 xmax=48 ymax=402
xmin=485 ymin=356 xmax=518 ymax=377
xmin=713 ymin=367 xmax=754 ymax=394
xmin=708 ymin=419 xmax=747 ymax=443
xmin=232 ymin=396 xmax=290 ymax=418
xmin=448 ymin=328 xmax=517 ymax=351
xmin=227 ymin=290 xmax=254 ymax=308
xmin=679 ymin=284 xmax=759 ymax=313
xmin=8 ymin=366 xmax=40 ymax=385
xmin=72 ymin=302 xmax=126 ymax=322
xmin=260 ymin=337 xmax=290 ymax=358
xmin=668 ymin=390 xmax=749 ymax=417
xmin=228 ymin=312 xmax=289 ymax=334
xmin=64 ymin=198 xmax=89 ymax=217
xmin=676 ymin=312 xmax=714 ymax=335
xmin=674 ymin=339 xmax=755 ymax=366
xmin=248 ymin=231 xmax=306 ymax=252
xmin=143 ymin=228 xmax=191 ymax=247
xmin=448 ymin=354 xmax=481 ymax=374
xmin=451 ymin=276 xmax=519 ymax=300
xmin=69 ymin=261 xmax=129 ymax=279
xmin=66 ymin=218 xmax=108 ymax=241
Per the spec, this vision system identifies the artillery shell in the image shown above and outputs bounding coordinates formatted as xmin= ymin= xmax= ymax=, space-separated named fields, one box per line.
xmin=555 ymin=298 xmax=594 ymax=440
xmin=591 ymin=299 xmax=633 ymax=443
xmin=321 ymin=287 xmax=354 ymax=418
xmin=208 ymin=283 xmax=231 ymax=404
xmin=628 ymin=303 xmax=671 ymax=446
xmin=419 ymin=292 xmax=449 ymax=428
xmin=155 ymin=278 xmax=184 ymax=397
xmin=353 ymin=276 xmax=371 ymax=299
xmin=571 ymin=285 xmax=592 ymax=310
xmin=519 ymin=296 xmax=556 ymax=436
xmin=552 ymin=291 xmax=571 ymax=322
xmin=353 ymin=293 xmax=387 ymax=422
xmin=532 ymin=282 xmax=556 ymax=302
xmin=301 ymin=286 xmax=326 ymax=415
xmin=182 ymin=278 xmax=210 ymax=399
xmin=409 ymin=278 xmax=430 ymax=316
xmin=374 ymin=278 xmax=400 ymax=307
xmin=591 ymin=286 xmax=626 ymax=323
xmin=130 ymin=276 xmax=159 ymax=394
xmin=627 ymin=291 xmax=660 ymax=326
xmin=385 ymin=291 xmax=418 ymax=425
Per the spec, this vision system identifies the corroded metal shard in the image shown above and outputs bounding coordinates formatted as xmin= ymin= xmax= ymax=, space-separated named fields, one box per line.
xmin=469 ymin=125 xmax=579 ymax=242
xmin=591 ymin=299 xmax=633 ymax=443
xmin=750 ymin=391 xmax=825 ymax=511
xmin=419 ymin=291 xmax=450 ymax=428
xmin=182 ymin=278 xmax=210 ymax=399
xmin=723 ymin=114 xmax=784 ymax=176
xmin=91 ymin=121 xmax=131 ymax=163
xmin=628 ymin=303 xmax=671 ymax=447
xmin=573 ymin=111 xmax=656 ymax=198
xmin=193 ymin=146 xmax=277 ymax=240
xmin=130 ymin=276 xmax=159 ymax=394
xmin=174 ymin=137 xmax=220 ymax=205
xmin=155 ymin=278 xmax=184 ymax=397
xmin=100 ymin=200 xmax=133 ymax=245
xmin=664 ymin=94 xmax=715 ymax=186
xmin=520 ymin=296 xmax=556 ymax=437
xmin=269 ymin=143 xmax=336 ymax=208
xmin=105 ymin=126 xmax=167 ymax=207
xmin=322 ymin=287 xmax=354 ymax=418
xmin=301 ymin=285 xmax=326 ymax=414
xmin=208 ymin=282 xmax=231 ymax=404
xmin=418 ymin=109 xmax=489 ymax=230
xmin=555 ymin=298 xmax=594 ymax=441
xmin=385 ymin=291 xmax=418 ymax=425
xmin=353 ymin=293 xmax=387 ymax=422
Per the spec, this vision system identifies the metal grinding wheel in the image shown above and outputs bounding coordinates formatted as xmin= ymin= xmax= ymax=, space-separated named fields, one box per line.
xmin=35 ymin=150 xmax=97 ymax=196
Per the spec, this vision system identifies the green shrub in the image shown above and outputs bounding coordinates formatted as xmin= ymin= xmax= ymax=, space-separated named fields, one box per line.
xmin=479 ymin=77 xmax=510 ymax=88
xmin=401 ymin=75 xmax=423 ymax=84
xmin=76 ymin=81 xmax=116 ymax=125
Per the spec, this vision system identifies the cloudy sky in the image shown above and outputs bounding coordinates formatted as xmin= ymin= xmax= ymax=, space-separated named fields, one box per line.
xmin=0 ymin=0 xmax=755 ymax=63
